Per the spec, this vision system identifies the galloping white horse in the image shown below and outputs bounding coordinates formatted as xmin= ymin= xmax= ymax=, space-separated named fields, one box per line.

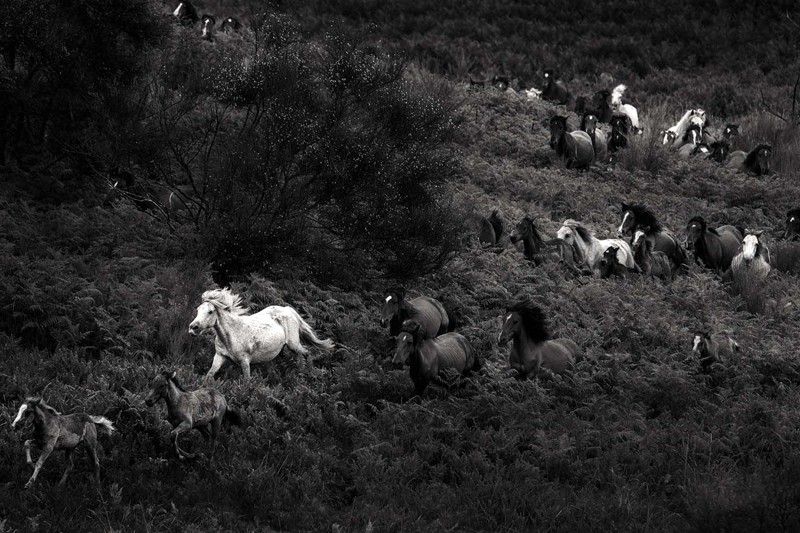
xmin=557 ymin=219 xmax=636 ymax=274
xmin=189 ymin=288 xmax=335 ymax=380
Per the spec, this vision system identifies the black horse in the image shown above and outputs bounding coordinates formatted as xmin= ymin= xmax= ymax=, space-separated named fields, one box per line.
xmin=509 ymin=216 xmax=548 ymax=264
xmin=786 ymin=208 xmax=800 ymax=241
xmin=541 ymin=69 xmax=572 ymax=105
xmin=685 ymin=216 xmax=744 ymax=273
xmin=617 ymin=203 xmax=687 ymax=271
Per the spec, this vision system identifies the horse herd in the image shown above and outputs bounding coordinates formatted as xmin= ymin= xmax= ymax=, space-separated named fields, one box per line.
xmin=172 ymin=1 xmax=240 ymax=40
xmin=473 ymin=69 xmax=773 ymax=174
xmin=481 ymin=203 xmax=789 ymax=284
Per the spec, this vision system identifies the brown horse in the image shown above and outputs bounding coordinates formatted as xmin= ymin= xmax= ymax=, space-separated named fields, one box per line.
xmin=478 ymin=210 xmax=504 ymax=246
xmin=686 ymin=216 xmax=743 ymax=273
xmin=617 ymin=203 xmax=687 ymax=271
xmin=549 ymin=116 xmax=595 ymax=169
xmin=393 ymin=320 xmax=478 ymax=394
xmin=380 ymin=288 xmax=450 ymax=338
xmin=498 ymin=300 xmax=580 ymax=378
xmin=726 ymin=144 xmax=772 ymax=175
xmin=145 ymin=371 xmax=240 ymax=460
xmin=12 ymin=397 xmax=115 ymax=489
xmin=632 ymin=228 xmax=673 ymax=280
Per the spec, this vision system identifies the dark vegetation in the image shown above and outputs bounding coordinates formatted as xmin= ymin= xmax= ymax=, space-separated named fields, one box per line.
xmin=3 ymin=0 xmax=800 ymax=531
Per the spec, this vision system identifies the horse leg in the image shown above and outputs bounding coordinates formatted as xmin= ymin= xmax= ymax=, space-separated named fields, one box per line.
xmin=84 ymin=427 xmax=101 ymax=485
xmin=209 ymin=417 xmax=222 ymax=463
xmin=58 ymin=449 xmax=74 ymax=487
xmin=24 ymin=439 xmax=34 ymax=466
xmin=239 ymin=359 xmax=251 ymax=380
xmin=171 ymin=421 xmax=194 ymax=460
xmin=25 ymin=442 xmax=54 ymax=489
xmin=205 ymin=353 xmax=227 ymax=383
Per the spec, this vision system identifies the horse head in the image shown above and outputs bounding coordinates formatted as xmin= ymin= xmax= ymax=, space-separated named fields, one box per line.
xmin=393 ymin=320 xmax=422 ymax=364
xmin=11 ymin=398 xmax=39 ymax=429
xmin=709 ymin=141 xmax=729 ymax=163
xmin=220 ymin=16 xmax=240 ymax=32
xmin=201 ymin=14 xmax=216 ymax=39
xmin=746 ymin=144 xmax=772 ymax=175
xmin=632 ymin=228 xmax=650 ymax=251
xmin=723 ymin=124 xmax=739 ymax=140
xmin=741 ymin=231 xmax=764 ymax=262
xmin=145 ymin=371 xmax=176 ymax=406
xmin=498 ymin=311 xmax=520 ymax=347
xmin=660 ymin=129 xmax=677 ymax=146
xmin=549 ymin=116 xmax=568 ymax=149
xmin=785 ymin=209 xmax=800 ymax=241
xmin=581 ymin=113 xmax=598 ymax=135
xmin=543 ymin=68 xmax=555 ymax=84
xmin=618 ymin=203 xmax=635 ymax=236
xmin=686 ymin=217 xmax=707 ymax=250
xmin=380 ymin=288 xmax=405 ymax=327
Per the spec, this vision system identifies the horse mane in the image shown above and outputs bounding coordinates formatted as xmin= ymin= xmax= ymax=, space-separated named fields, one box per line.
xmin=27 ymin=397 xmax=61 ymax=416
xmin=562 ymin=219 xmax=593 ymax=244
xmin=508 ymin=299 xmax=549 ymax=344
xmin=201 ymin=288 xmax=249 ymax=315
xmin=626 ymin=203 xmax=662 ymax=234
xmin=166 ymin=372 xmax=188 ymax=392
xmin=744 ymin=144 xmax=772 ymax=167
xmin=489 ymin=210 xmax=503 ymax=241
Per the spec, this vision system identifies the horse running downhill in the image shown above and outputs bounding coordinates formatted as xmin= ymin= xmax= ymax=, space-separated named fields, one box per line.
xmin=12 ymin=398 xmax=115 ymax=489
xmin=189 ymin=288 xmax=334 ymax=381
xmin=380 ymin=288 xmax=450 ymax=338
xmin=498 ymin=300 xmax=580 ymax=378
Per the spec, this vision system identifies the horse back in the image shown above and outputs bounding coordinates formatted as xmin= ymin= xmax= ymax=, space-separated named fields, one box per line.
xmin=184 ymin=388 xmax=227 ymax=425
xmin=566 ymin=130 xmax=595 ymax=167
xmin=717 ymin=225 xmax=744 ymax=267
xmin=431 ymin=333 xmax=472 ymax=373
xmin=539 ymin=339 xmax=578 ymax=373
xmin=409 ymin=296 xmax=449 ymax=337
xmin=654 ymin=230 xmax=687 ymax=268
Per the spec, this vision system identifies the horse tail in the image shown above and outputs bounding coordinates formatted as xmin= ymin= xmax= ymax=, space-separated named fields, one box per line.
xmin=223 ymin=407 xmax=242 ymax=428
xmin=295 ymin=311 xmax=335 ymax=352
xmin=89 ymin=416 xmax=116 ymax=435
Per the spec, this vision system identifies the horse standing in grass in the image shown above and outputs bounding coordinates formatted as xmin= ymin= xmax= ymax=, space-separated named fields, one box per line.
xmin=632 ymin=228 xmax=673 ymax=280
xmin=730 ymin=231 xmax=771 ymax=282
xmin=498 ymin=300 xmax=580 ymax=378
xmin=12 ymin=398 xmax=115 ymax=489
xmin=785 ymin=208 xmax=800 ymax=241
xmin=189 ymin=288 xmax=334 ymax=381
xmin=380 ymin=288 xmax=450 ymax=338
xmin=726 ymin=144 xmax=772 ymax=175
xmin=549 ymin=116 xmax=595 ymax=169
xmin=685 ymin=216 xmax=743 ymax=273
xmin=393 ymin=320 xmax=478 ymax=394
xmin=557 ymin=219 xmax=635 ymax=274
xmin=617 ymin=203 xmax=687 ymax=271
xmin=541 ymin=69 xmax=572 ymax=105
xmin=145 ymin=371 xmax=240 ymax=461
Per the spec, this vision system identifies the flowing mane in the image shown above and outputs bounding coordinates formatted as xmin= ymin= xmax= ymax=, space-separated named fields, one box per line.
xmin=508 ymin=299 xmax=549 ymax=344
xmin=625 ymin=203 xmax=662 ymax=234
xmin=562 ymin=219 xmax=593 ymax=245
xmin=27 ymin=397 xmax=61 ymax=416
xmin=201 ymin=288 xmax=249 ymax=316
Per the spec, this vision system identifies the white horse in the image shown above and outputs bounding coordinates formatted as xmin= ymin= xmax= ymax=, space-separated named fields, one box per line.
xmin=730 ymin=231 xmax=771 ymax=282
xmin=189 ymin=288 xmax=335 ymax=380
xmin=557 ymin=219 xmax=636 ymax=273
xmin=611 ymin=84 xmax=641 ymax=132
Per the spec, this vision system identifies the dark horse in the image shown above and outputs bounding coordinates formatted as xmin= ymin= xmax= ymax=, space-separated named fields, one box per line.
xmin=685 ymin=216 xmax=744 ymax=273
xmin=726 ymin=144 xmax=772 ymax=175
xmin=393 ymin=320 xmax=479 ymax=394
xmin=380 ymin=288 xmax=450 ymax=338
xmin=608 ymin=116 xmax=628 ymax=153
xmin=617 ymin=203 xmax=687 ymax=271
xmin=479 ymin=210 xmax=504 ymax=246
xmin=590 ymin=89 xmax=613 ymax=123
xmin=509 ymin=216 xmax=550 ymax=264
xmin=549 ymin=115 xmax=595 ymax=169
xmin=786 ymin=208 xmax=800 ymax=241
xmin=145 ymin=371 xmax=241 ymax=461
xmin=498 ymin=300 xmax=580 ymax=378
xmin=541 ymin=69 xmax=572 ymax=105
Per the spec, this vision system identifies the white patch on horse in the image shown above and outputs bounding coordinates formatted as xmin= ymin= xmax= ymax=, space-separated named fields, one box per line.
xmin=742 ymin=234 xmax=759 ymax=260
xmin=692 ymin=335 xmax=702 ymax=353
xmin=385 ymin=296 xmax=392 ymax=303
xmin=173 ymin=2 xmax=183 ymax=16
xmin=791 ymin=217 xmax=796 ymax=223
xmin=618 ymin=212 xmax=631 ymax=235
xmin=12 ymin=403 xmax=28 ymax=427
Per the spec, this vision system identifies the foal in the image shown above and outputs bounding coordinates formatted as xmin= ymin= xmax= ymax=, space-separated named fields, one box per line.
xmin=145 ymin=371 xmax=240 ymax=460
xmin=632 ymin=228 xmax=673 ymax=280
xmin=12 ymin=398 xmax=115 ymax=489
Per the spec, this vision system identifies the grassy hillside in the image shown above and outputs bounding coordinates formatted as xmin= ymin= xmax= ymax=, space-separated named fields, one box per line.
xmin=3 ymin=1 xmax=800 ymax=532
